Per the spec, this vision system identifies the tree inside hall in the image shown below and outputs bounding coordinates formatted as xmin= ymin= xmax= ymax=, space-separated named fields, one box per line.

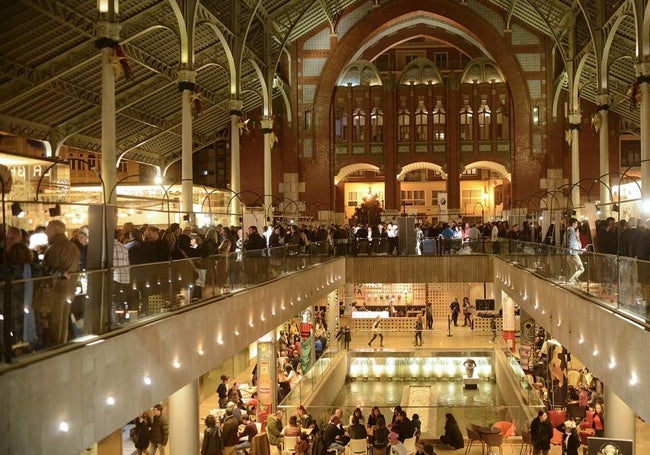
xmin=354 ymin=191 xmax=383 ymax=226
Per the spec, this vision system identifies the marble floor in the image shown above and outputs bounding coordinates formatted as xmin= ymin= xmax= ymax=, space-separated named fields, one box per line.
xmin=193 ymin=320 xmax=649 ymax=455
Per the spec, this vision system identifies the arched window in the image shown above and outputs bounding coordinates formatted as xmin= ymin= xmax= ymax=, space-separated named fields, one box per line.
xmin=335 ymin=103 xmax=347 ymax=142
xmin=88 ymin=153 xmax=97 ymax=169
xmin=432 ymin=100 xmax=446 ymax=141
xmin=496 ymin=98 xmax=509 ymax=140
xmin=398 ymin=109 xmax=410 ymax=141
xmin=414 ymin=100 xmax=428 ymax=141
xmin=371 ymin=106 xmax=383 ymax=142
xmin=353 ymin=108 xmax=366 ymax=142
xmin=459 ymin=101 xmax=473 ymax=141
xmin=477 ymin=100 xmax=491 ymax=140
xmin=68 ymin=152 xmax=76 ymax=170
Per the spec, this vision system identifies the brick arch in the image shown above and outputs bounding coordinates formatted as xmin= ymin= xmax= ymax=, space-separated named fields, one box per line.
xmin=312 ymin=1 xmax=537 ymax=201
xmin=463 ymin=160 xmax=511 ymax=182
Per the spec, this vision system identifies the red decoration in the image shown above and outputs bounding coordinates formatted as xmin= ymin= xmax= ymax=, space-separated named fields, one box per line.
xmin=112 ymin=45 xmax=134 ymax=80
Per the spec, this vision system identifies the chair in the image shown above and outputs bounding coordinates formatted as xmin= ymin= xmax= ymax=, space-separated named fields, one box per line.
xmin=480 ymin=432 xmax=504 ymax=455
xmin=520 ymin=431 xmax=532 ymax=455
xmin=402 ymin=437 xmax=416 ymax=455
xmin=547 ymin=409 xmax=566 ymax=428
xmin=465 ymin=426 xmax=485 ymax=455
xmin=492 ymin=420 xmax=516 ymax=439
xmin=283 ymin=436 xmax=298 ymax=455
xmin=349 ymin=438 xmax=368 ymax=455
xmin=550 ymin=428 xmax=564 ymax=446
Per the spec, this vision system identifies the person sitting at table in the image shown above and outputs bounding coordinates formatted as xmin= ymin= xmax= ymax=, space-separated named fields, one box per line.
xmin=323 ymin=414 xmax=347 ymax=455
xmin=349 ymin=407 xmax=366 ymax=426
xmin=414 ymin=441 xmax=426 ymax=455
xmin=283 ymin=415 xmax=302 ymax=437
xmin=297 ymin=405 xmax=316 ymax=431
xmin=348 ymin=416 xmax=367 ymax=440
xmin=367 ymin=406 xmax=385 ymax=429
xmin=439 ymin=413 xmax=464 ymax=449
xmin=372 ymin=416 xmax=389 ymax=452
xmin=236 ymin=414 xmax=258 ymax=455
xmin=395 ymin=410 xmax=415 ymax=442
xmin=388 ymin=431 xmax=406 ymax=455
xmin=411 ymin=413 xmax=421 ymax=438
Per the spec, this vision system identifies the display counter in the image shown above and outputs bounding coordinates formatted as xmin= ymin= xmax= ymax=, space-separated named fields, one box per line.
xmin=341 ymin=315 xmax=417 ymax=332
xmin=350 ymin=310 xmax=389 ymax=319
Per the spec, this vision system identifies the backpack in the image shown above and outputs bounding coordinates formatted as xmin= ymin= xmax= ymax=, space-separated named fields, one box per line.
xmin=129 ymin=426 xmax=139 ymax=444
xmin=207 ymin=426 xmax=224 ymax=454
xmin=311 ymin=429 xmax=326 ymax=455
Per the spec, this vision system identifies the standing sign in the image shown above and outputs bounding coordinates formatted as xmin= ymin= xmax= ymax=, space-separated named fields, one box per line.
xmin=257 ymin=342 xmax=272 ymax=406
xmin=438 ymin=192 xmax=448 ymax=217
xmin=587 ymin=437 xmax=633 ymax=454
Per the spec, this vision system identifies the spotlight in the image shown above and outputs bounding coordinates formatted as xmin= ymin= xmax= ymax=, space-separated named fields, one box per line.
xmin=612 ymin=203 xmax=620 ymax=213
xmin=11 ymin=202 xmax=24 ymax=217
xmin=595 ymin=206 xmax=601 ymax=216
xmin=182 ymin=214 xmax=190 ymax=221
xmin=49 ymin=204 xmax=61 ymax=217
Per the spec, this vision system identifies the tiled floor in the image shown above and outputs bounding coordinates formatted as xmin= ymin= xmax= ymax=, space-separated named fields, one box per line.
xmin=195 ymin=320 xmax=650 ymax=455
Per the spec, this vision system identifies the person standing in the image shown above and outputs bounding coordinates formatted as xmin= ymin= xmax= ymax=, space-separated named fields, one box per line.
xmin=343 ymin=325 xmax=351 ymax=350
xmin=201 ymin=414 xmax=224 ymax=455
xmin=489 ymin=315 xmax=498 ymax=344
xmin=462 ymin=297 xmax=472 ymax=327
xmin=387 ymin=222 xmax=399 ymax=255
xmin=425 ymin=302 xmax=433 ymax=330
xmin=559 ymin=420 xmax=580 ymax=455
xmin=368 ymin=315 xmax=384 ymax=347
xmin=566 ymin=218 xmax=585 ymax=284
xmin=449 ymin=298 xmax=460 ymax=327
xmin=414 ymin=314 xmax=423 ymax=346
xmin=530 ymin=410 xmax=553 ymax=455
xmin=217 ymin=374 xmax=230 ymax=408
xmin=39 ymin=220 xmax=80 ymax=347
xmin=149 ymin=404 xmax=169 ymax=455
xmin=592 ymin=403 xmax=605 ymax=437
xmin=134 ymin=411 xmax=152 ymax=455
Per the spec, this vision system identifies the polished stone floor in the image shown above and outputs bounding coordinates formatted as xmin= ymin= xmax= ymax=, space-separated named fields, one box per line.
xmin=194 ymin=320 xmax=649 ymax=455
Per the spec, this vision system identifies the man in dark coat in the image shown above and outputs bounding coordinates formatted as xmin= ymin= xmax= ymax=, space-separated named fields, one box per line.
xmin=530 ymin=410 xmax=553 ymax=455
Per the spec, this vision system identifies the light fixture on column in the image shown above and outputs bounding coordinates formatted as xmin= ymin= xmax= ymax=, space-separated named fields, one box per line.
xmin=49 ymin=203 xmax=61 ymax=217
xmin=11 ymin=202 xmax=24 ymax=217
xmin=532 ymin=106 xmax=539 ymax=126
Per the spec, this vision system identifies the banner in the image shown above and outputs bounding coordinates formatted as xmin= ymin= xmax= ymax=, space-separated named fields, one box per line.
xmin=256 ymin=342 xmax=273 ymax=406
xmin=438 ymin=192 xmax=448 ymax=217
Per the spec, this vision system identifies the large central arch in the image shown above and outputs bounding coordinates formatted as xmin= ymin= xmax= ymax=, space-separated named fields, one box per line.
xmin=311 ymin=1 xmax=536 ymax=206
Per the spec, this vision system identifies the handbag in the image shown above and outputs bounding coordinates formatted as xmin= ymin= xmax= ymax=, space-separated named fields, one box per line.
xmin=32 ymin=282 xmax=57 ymax=315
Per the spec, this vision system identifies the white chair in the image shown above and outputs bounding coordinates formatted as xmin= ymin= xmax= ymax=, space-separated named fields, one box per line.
xmin=349 ymin=438 xmax=368 ymax=455
xmin=283 ymin=435 xmax=298 ymax=455
xmin=402 ymin=437 xmax=416 ymax=455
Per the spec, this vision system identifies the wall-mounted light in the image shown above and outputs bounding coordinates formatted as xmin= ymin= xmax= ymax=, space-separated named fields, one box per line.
xmin=59 ymin=421 xmax=69 ymax=432
xmin=143 ymin=376 xmax=152 ymax=385
xmin=532 ymin=106 xmax=539 ymax=126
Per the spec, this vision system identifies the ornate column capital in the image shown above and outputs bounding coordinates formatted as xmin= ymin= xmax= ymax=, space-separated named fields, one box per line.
xmin=568 ymin=113 xmax=581 ymax=130
xmin=178 ymin=70 xmax=196 ymax=92
xmin=261 ymin=117 xmax=273 ymax=133
xmin=229 ymin=99 xmax=243 ymax=116
xmin=596 ymin=93 xmax=610 ymax=110
xmin=94 ymin=22 xmax=120 ymax=48
xmin=635 ymin=62 xmax=650 ymax=79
